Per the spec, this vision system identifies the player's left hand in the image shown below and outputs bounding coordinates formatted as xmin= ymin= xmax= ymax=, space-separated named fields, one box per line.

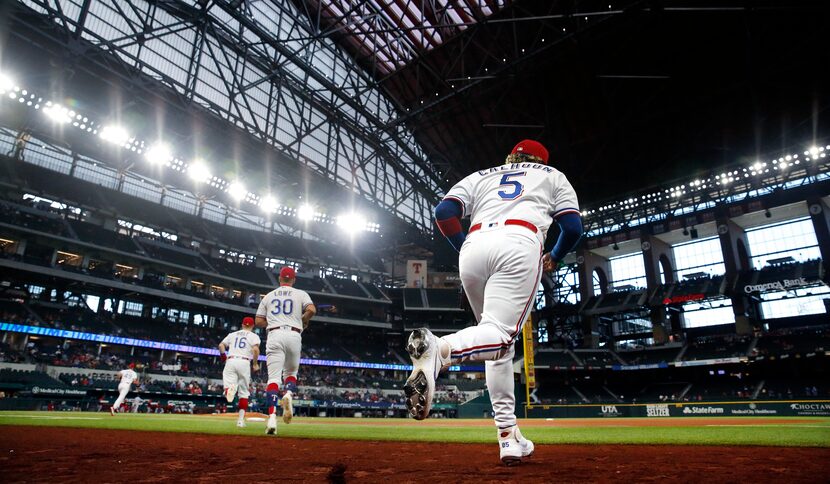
xmin=542 ymin=253 xmax=555 ymax=272
xmin=252 ymin=362 xmax=260 ymax=372
xmin=543 ymin=253 xmax=565 ymax=273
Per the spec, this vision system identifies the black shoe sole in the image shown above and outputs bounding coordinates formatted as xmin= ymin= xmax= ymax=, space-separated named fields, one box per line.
xmin=404 ymin=329 xmax=432 ymax=420
xmin=404 ymin=371 xmax=429 ymax=420
xmin=501 ymin=456 xmax=522 ymax=466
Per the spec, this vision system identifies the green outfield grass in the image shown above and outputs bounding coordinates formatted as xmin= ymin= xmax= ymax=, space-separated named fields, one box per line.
xmin=1 ymin=412 xmax=829 ymax=447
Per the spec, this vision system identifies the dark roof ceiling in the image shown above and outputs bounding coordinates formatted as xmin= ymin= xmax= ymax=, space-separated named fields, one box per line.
xmin=297 ymin=0 xmax=507 ymax=75
xmin=311 ymin=0 xmax=830 ymax=205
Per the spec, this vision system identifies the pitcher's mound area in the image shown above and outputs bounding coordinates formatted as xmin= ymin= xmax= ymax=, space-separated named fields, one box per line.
xmin=2 ymin=426 xmax=829 ymax=483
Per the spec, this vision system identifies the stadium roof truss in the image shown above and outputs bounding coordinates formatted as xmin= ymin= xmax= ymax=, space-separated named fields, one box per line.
xmin=13 ymin=0 xmax=447 ymax=232
xmin=581 ymin=148 xmax=830 ymax=240
xmin=294 ymin=0 xmax=508 ymax=76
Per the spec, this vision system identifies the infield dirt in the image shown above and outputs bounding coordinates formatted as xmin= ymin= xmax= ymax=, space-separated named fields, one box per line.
xmin=2 ymin=425 xmax=829 ymax=483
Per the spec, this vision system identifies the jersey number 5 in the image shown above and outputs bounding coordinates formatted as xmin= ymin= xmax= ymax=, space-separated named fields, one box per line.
xmin=270 ymin=299 xmax=294 ymax=315
xmin=497 ymin=172 xmax=526 ymax=200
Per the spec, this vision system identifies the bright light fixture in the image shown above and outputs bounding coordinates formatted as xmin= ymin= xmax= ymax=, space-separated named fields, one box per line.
xmin=42 ymin=104 xmax=71 ymax=123
xmin=100 ymin=125 xmax=129 ymax=144
xmin=187 ymin=160 xmax=211 ymax=183
xmin=227 ymin=181 xmax=246 ymax=201
xmin=0 ymin=73 xmax=13 ymax=93
xmin=145 ymin=143 xmax=172 ymax=165
xmin=297 ymin=204 xmax=315 ymax=221
xmin=809 ymin=146 xmax=820 ymax=157
xmin=338 ymin=212 xmax=367 ymax=234
xmin=260 ymin=195 xmax=278 ymax=213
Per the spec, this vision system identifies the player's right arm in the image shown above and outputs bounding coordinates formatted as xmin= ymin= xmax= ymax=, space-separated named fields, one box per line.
xmin=254 ymin=294 xmax=268 ymax=328
xmin=218 ymin=337 xmax=229 ymax=362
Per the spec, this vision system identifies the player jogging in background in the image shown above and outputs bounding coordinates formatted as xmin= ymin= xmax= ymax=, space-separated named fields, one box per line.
xmin=218 ymin=316 xmax=261 ymax=428
xmin=405 ymin=139 xmax=583 ymax=465
xmin=110 ymin=365 xmax=139 ymax=415
xmin=255 ymin=266 xmax=316 ymax=435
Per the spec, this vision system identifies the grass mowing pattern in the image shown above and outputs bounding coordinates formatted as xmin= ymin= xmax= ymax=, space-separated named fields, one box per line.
xmin=1 ymin=412 xmax=829 ymax=447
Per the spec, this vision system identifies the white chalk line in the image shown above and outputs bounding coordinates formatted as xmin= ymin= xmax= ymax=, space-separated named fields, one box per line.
xmin=0 ymin=415 xmax=104 ymax=420
xmin=706 ymin=424 xmax=830 ymax=428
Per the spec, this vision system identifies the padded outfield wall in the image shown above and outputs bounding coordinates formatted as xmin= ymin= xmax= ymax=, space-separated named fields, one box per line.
xmin=525 ymin=400 xmax=830 ymax=418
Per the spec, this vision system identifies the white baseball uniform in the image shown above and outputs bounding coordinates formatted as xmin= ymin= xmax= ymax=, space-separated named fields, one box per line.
xmin=442 ymin=161 xmax=579 ymax=429
xmin=221 ymin=329 xmax=261 ymax=399
xmin=256 ymin=285 xmax=313 ymax=386
xmin=112 ymin=368 xmax=138 ymax=411
xmin=131 ymin=395 xmax=143 ymax=413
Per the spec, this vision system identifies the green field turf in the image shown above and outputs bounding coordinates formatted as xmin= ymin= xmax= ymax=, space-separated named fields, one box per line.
xmin=1 ymin=412 xmax=828 ymax=447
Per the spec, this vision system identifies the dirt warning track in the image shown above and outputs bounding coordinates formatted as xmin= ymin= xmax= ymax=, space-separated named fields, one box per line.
xmin=2 ymin=426 xmax=829 ymax=483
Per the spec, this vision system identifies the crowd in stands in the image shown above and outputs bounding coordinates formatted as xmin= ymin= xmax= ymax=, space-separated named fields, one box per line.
xmin=58 ymin=371 xmax=220 ymax=396
xmin=683 ymin=334 xmax=752 ymax=361
xmin=752 ymin=325 xmax=830 ymax=358
xmin=1 ymin=195 xmax=388 ymax=306
xmin=1 ymin=331 xmax=484 ymax=405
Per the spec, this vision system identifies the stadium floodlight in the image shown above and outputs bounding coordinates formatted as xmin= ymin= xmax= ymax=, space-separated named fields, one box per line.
xmin=260 ymin=195 xmax=278 ymax=214
xmin=338 ymin=212 xmax=367 ymax=234
xmin=297 ymin=204 xmax=315 ymax=221
xmin=145 ymin=143 xmax=172 ymax=165
xmin=187 ymin=160 xmax=211 ymax=183
xmin=809 ymin=146 xmax=820 ymax=157
xmin=227 ymin=181 xmax=246 ymax=201
xmin=100 ymin=125 xmax=129 ymax=145
xmin=0 ymin=73 xmax=13 ymax=94
xmin=42 ymin=104 xmax=71 ymax=124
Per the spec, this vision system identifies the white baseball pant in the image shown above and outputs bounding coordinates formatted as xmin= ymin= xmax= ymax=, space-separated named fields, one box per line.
xmin=112 ymin=383 xmax=131 ymax=411
xmin=223 ymin=358 xmax=252 ymax=399
xmin=441 ymin=225 xmax=543 ymax=430
xmin=266 ymin=329 xmax=301 ymax=386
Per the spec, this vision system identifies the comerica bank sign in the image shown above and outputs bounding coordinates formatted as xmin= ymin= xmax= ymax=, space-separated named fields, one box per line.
xmin=743 ymin=277 xmax=817 ymax=293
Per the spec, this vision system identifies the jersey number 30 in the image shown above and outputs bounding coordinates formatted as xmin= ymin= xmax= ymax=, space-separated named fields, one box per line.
xmin=497 ymin=172 xmax=526 ymax=200
xmin=270 ymin=299 xmax=294 ymax=315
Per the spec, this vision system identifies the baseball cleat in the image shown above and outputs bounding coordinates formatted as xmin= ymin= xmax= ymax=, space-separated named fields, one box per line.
xmin=224 ymin=384 xmax=237 ymax=403
xmin=498 ymin=426 xmax=534 ymax=466
xmin=265 ymin=414 xmax=277 ymax=435
xmin=109 ymin=407 xmax=116 ymax=416
xmin=404 ymin=328 xmax=448 ymax=420
xmin=236 ymin=419 xmax=246 ymax=428
xmin=281 ymin=391 xmax=294 ymax=424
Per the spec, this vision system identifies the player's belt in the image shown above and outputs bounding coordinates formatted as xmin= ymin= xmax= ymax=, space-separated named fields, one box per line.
xmin=228 ymin=356 xmax=251 ymax=360
xmin=268 ymin=325 xmax=302 ymax=334
xmin=468 ymin=219 xmax=538 ymax=235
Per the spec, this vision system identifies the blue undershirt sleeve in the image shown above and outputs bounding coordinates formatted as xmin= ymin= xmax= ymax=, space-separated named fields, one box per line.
xmin=550 ymin=212 xmax=583 ymax=262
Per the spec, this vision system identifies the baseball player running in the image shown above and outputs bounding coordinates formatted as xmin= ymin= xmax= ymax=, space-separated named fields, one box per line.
xmin=255 ymin=266 xmax=316 ymax=435
xmin=218 ymin=316 xmax=261 ymax=428
xmin=110 ymin=365 xmax=139 ymax=415
xmin=405 ymin=140 xmax=583 ymax=465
